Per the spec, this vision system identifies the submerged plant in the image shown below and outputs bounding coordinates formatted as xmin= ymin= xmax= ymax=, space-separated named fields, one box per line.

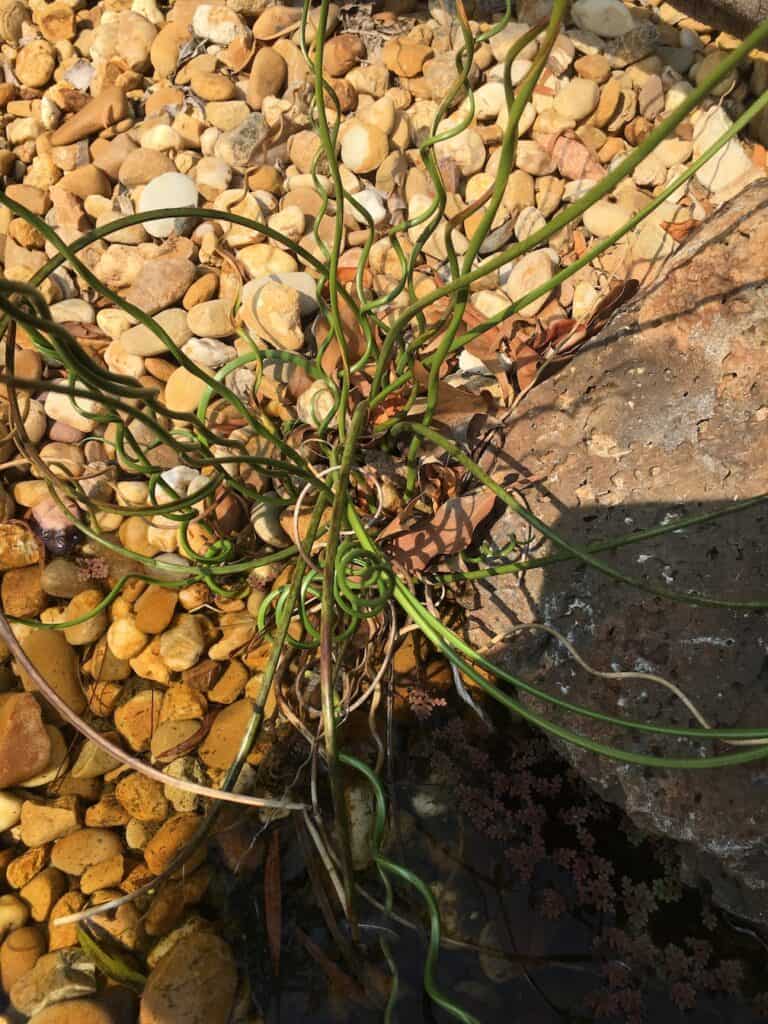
xmin=1 ymin=0 xmax=768 ymax=1017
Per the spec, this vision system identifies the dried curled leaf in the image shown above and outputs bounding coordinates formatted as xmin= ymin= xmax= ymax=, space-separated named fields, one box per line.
xmin=387 ymin=488 xmax=497 ymax=573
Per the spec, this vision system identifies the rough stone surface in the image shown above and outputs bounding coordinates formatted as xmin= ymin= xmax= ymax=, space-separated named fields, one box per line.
xmin=0 ymin=694 xmax=51 ymax=787
xmin=10 ymin=950 xmax=96 ymax=1016
xmin=472 ymin=181 xmax=768 ymax=925
xmin=140 ymin=930 xmax=237 ymax=1024
xmin=123 ymin=259 xmax=197 ymax=315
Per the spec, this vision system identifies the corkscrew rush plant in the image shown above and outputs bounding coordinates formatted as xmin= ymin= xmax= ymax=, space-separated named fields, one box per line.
xmin=1 ymin=2 xmax=768 ymax=1018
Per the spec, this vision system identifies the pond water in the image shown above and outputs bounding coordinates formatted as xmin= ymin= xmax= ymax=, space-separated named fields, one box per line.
xmin=209 ymin=708 xmax=768 ymax=1023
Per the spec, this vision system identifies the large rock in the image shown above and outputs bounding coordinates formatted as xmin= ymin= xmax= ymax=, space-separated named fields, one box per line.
xmin=0 ymin=694 xmax=51 ymax=787
xmin=472 ymin=181 xmax=768 ymax=924
xmin=140 ymin=930 xmax=237 ymax=1024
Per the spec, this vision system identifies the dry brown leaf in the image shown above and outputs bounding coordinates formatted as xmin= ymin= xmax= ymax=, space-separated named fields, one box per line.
xmin=408 ymin=362 xmax=493 ymax=435
xmin=265 ymin=830 xmax=281 ymax=979
xmin=514 ymin=343 xmax=539 ymax=392
xmin=387 ymin=488 xmax=497 ymax=573
xmin=294 ymin=927 xmax=372 ymax=1008
xmin=661 ymin=218 xmax=699 ymax=243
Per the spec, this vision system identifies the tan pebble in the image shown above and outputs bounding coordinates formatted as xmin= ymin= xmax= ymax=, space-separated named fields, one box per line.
xmin=116 ymin=773 xmax=169 ymax=823
xmin=287 ymin=130 xmax=321 ymax=174
xmin=381 ymin=37 xmax=431 ymax=78
xmin=140 ymin=929 xmax=236 ymax=1024
xmin=553 ymin=78 xmax=600 ymax=121
xmin=144 ymin=357 xmax=175 ymax=382
xmin=247 ymin=164 xmax=283 ymax=192
xmin=358 ymin=95 xmax=396 ymax=135
xmin=340 ymin=120 xmax=389 ymax=174
xmin=252 ymin=4 xmax=300 ymax=39
xmin=47 ymin=892 xmax=84 ymax=951
xmin=267 ymin=204 xmax=305 ymax=243
xmin=574 ymin=53 xmax=611 ymax=82
xmin=182 ymin=273 xmax=218 ymax=311
xmin=0 ymin=81 xmax=15 ymax=107
xmin=186 ymin=298 xmax=233 ymax=338
xmin=160 ymin=684 xmax=206 ymax=723
xmin=326 ymin=75 xmax=357 ymax=113
xmin=146 ymin=86 xmax=184 ymax=116
xmin=143 ymin=813 xmax=206 ymax=876
xmin=515 ymin=140 xmax=557 ymax=176
xmin=535 ymin=175 xmax=564 ymax=217
xmin=0 ymin=792 xmax=22 ymax=832
xmin=123 ymin=258 xmax=197 ymax=316
xmin=150 ymin=21 xmax=190 ymax=78
xmin=84 ymin=795 xmax=130 ymax=829
xmin=253 ymin=281 xmax=304 ymax=350
xmin=208 ymin=660 xmax=248 ymax=704
xmin=5 ymin=184 xmax=49 ymax=216
xmin=118 ymin=149 xmax=175 ymax=188
xmin=205 ymin=99 xmax=251 ymax=132
xmin=435 ymin=123 xmax=486 ymax=176
xmin=20 ymin=867 xmax=67 ymax=923
xmin=0 ymin=894 xmax=29 ymax=938
xmin=50 ymin=828 xmax=123 ymax=877
xmin=61 ymin=590 xmax=106 ymax=646
xmin=20 ymin=798 xmax=79 ymax=848
xmin=592 ymin=77 xmax=622 ymax=129
xmin=90 ymin=134 xmax=137 ymax=181
xmin=246 ymin=46 xmax=287 ymax=109
xmin=12 ymin=630 xmax=84 ymax=729
xmin=191 ymin=70 xmax=236 ymax=101
xmin=150 ymin=719 xmax=201 ymax=762
xmin=21 ymin=727 xmax=69 ymax=789
xmin=88 ymin=892 xmax=142 ymax=950
xmin=163 ymin=367 xmax=208 ymax=414
xmin=54 ymin=776 xmax=100 ymax=803
xmin=239 ymin=244 xmax=297 ymax=277
xmin=10 ymin=949 xmax=97 ymax=1014
xmin=1 ymin=566 xmax=45 ymax=619
xmin=80 ymin=853 xmax=125 ymax=896
xmin=130 ymin=641 xmax=172 ymax=685
xmin=143 ymin=865 xmax=210 ymax=936
xmin=114 ymin=691 xmax=163 ymax=752
xmin=0 ymin=694 xmax=51 ymax=789
xmin=0 ymin=0 xmax=27 ymax=42
xmin=120 ymin=307 xmax=191 ymax=358
xmin=598 ymin=136 xmax=628 ymax=163
xmin=134 ymin=585 xmax=179 ymax=635
xmin=502 ymin=248 xmax=558 ymax=316
xmin=27 ymin=999 xmax=115 ymax=1024
xmin=158 ymin=615 xmax=204 ymax=672
xmin=0 ymin=523 xmax=39 ymax=571
xmin=118 ymin=517 xmax=160 ymax=558
xmin=346 ymin=62 xmax=389 ymax=98
xmin=107 ymin=616 xmax=148 ymax=660
xmin=198 ymin=699 xmax=253 ymax=771
xmin=50 ymin=87 xmax=130 ymax=147
xmin=81 ymin=638 xmax=131 ymax=688
xmin=6 ymin=849 xmax=48 ymax=891
xmin=324 ymin=33 xmax=365 ymax=77
xmin=15 ymin=41 xmax=56 ymax=89
xmin=9 ymin=217 xmax=45 ymax=250
xmin=296 ymin=378 xmax=335 ymax=427
xmin=0 ymin=925 xmax=45 ymax=993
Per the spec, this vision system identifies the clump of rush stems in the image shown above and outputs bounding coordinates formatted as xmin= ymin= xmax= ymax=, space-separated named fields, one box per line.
xmin=1 ymin=3 xmax=768 ymax=1020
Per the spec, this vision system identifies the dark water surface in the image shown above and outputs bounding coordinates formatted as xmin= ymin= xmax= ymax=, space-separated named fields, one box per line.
xmin=211 ymin=712 xmax=768 ymax=1024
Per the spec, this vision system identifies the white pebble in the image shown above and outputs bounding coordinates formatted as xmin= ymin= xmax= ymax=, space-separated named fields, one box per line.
xmin=137 ymin=172 xmax=198 ymax=239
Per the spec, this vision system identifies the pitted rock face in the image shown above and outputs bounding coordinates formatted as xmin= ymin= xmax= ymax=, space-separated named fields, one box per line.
xmin=471 ymin=181 xmax=768 ymax=924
